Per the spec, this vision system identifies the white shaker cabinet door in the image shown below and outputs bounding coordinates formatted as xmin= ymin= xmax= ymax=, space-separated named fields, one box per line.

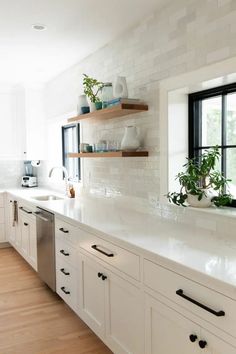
xmin=200 ymin=329 xmax=236 ymax=354
xmin=145 ymin=295 xmax=200 ymax=354
xmin=105 ymin=271 xmax=145 ymax=354
xmin=78 ymin=254 xmax=106 ymax=339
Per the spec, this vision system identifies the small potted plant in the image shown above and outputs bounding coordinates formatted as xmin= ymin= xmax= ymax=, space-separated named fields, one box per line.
xmin=167 ymin=147 xmax=232 ymax=208
xmin=83 ymin=74 xmax=104 ymax=112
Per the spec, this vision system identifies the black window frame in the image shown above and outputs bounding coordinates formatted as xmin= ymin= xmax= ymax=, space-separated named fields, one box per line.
xmin=189 ymin=82 xmax=236 ymax=207
xmin=62 ymin=123 xmax=81 ymax=182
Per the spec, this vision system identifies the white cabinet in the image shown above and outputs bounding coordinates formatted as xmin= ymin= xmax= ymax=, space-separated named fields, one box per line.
xmin=79 ymin=253 xmax=144 ymax=354
xmin=6 ymin=197 xmax=18 ymax=246
xmin=0 ymin=193 xmax=6 ymax=242
xmin=19 ymin=211 xmax=37 ymax=270
xmin=145 ymin=295 xmax=236 ymax=354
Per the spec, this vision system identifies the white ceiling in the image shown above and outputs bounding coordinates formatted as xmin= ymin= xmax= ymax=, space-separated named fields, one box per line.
xmin=0 ymin=0 xmax=164 ymax=85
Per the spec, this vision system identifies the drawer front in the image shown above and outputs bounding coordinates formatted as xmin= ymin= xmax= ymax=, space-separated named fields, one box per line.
xmin=55 ymin=238 xmax=77 ymax=267
xmin=56 ymin=270 xmax=77 ymax=309
xmin=80 ymin=233 xmax=140 ymax=281
xmin=55 ymin=218 xmax=85 ymax=245
xmin=56 ymin=259 xmax=76 ymax=284
xmin=144 ymin=259 xmax=236 ymax=338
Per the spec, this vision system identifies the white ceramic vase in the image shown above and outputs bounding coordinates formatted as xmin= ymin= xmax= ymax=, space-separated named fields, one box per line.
xmin=187 ymin=189 xmax=213 ymax=208
xmin=121 ymin=126 xmax=140 ymax=151
xmin=77 ymin=94 xmax=88 ymax=114
xmin=88 ymin=100 xmax=96 ymax=113
xmin=113 ymin=76 xmax=128 ymax=98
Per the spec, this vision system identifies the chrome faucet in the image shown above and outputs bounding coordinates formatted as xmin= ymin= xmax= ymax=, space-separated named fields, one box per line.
xmin=48 ymin=166 xmax=69 ymax=196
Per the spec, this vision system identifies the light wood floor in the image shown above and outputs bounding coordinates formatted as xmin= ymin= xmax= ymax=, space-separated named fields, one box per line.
xmin=0 ymin=247 xmax=112 ymax=354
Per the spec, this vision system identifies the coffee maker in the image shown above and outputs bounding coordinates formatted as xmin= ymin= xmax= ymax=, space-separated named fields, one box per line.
xmin=21 ymin=161 xmax=38 ymax=188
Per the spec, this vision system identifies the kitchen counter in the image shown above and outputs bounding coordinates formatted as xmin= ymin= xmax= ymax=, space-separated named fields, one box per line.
xmin=5 ymin=187 xmax=236 ymax=300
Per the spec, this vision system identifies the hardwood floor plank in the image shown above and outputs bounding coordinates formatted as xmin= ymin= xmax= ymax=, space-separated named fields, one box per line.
xmin=0 ymin=248 xmax=112 ymax=354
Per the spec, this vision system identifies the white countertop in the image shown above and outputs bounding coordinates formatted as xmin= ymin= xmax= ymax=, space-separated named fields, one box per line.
xmin=5 ymin=187 xmax=236 ymax=299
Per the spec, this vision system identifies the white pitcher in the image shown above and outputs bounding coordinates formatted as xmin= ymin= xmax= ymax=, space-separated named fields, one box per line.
xmin=121 ymin=126 xmax=140 ymax=151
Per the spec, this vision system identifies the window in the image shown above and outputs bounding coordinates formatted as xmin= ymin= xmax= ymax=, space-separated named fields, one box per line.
xmin=189 ymin=83 xmax=236 ymax=205
xmin=62 ymin=124 xmax=80 ymax=182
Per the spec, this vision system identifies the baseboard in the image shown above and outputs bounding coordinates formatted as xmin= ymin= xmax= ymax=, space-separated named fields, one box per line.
xmin=0 ymin=242 xmax=12 ymax=249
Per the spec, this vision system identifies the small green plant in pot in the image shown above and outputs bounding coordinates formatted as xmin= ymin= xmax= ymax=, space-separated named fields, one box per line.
xmin=167 ymin=147 xmax=232 ymax=208
xmin=83 ymin=74 xmax=104 ymax=111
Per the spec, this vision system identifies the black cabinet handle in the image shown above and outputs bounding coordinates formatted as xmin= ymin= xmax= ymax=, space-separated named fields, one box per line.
xmin=199 ymin=340 xmax=207 ymax=349
xmin=60 ymin=250 xmax=70 ymax=256
xmin=98 ymin=272 xmax=103 ymax=278
xmin=59 ymin=227 xmax=69 ymax=234
xmin=60 ymin=268 xmax=70 ymax=276
xmin=19 ymin=206 xmax=32 ymax=214
xmin=61 ymin=286 xmax=70 ymax=295
xmin=189 ymin=334 xmax=198 ymax=343
xmin=102 ymin=275 xmax=107 ymax=281
xmin=91 ymin=245 xmax=114 ymax=257
xmin=176 ymin=289 xmax=225 ymax=317
xmin=24 ymin=222 xmax=28 ymax=226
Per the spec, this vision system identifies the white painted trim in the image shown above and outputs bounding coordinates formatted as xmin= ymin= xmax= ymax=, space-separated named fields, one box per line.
xmin=159 ymin=56 xmax=236 ymax=203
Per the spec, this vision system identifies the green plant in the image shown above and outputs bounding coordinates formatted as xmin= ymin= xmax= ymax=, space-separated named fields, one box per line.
xmin=167 ymin=147 xmax=232 ymax=207
xmin=83 ymin=74 xmax=104 ymax=103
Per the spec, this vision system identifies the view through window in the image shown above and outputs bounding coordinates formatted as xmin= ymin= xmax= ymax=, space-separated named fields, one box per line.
xmin=189 ymin=83 xmax=236 ymax=205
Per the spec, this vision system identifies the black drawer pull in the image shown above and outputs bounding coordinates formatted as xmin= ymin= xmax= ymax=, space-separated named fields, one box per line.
xmin=91 ymin=245 xmax=114 ymax=257
xmin=102 ymin=275 xmax=107 ymax=281
xmin=19 ymin=206 xmax=32 ymax=214
xmin=60 ymin=268 xmax=70 ymax=276
xmin=61 ymin=286 xmax=70 ymax=295
xmin=199 ymin=340 xmax=207 ymax=349
xmin=60 ymin=250 xmax=70 ymax=256
xmin=98 ymin=272 xmax=103 ymax=278
xmin=176 ymin=289 xmax=225 ymax=317
xmin=24 ymin=222 xmax=28 ymax=226
xmin=189 ymin=334 xmax=198 ymax=343
xmin=59 ymin=227 xmax=69 ymax=234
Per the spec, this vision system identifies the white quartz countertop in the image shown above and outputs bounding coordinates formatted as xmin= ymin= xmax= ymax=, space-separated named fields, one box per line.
xmin=6 ymin=187 xmax=236 ymax=299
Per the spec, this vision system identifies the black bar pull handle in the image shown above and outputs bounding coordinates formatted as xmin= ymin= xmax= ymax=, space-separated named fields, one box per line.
xmin=24 ymin=222 xmax=28 ymax=226
xmin=60 ymin=268 xmax=70 ymax=276
xmin=19 ymin=206 xmax=32 ymax=214
xmin=59 ymin=227 xmax=69 ymax=234
xmin=61 ymin=286 xmax=70 ymax=295
xmin=176 ymin=289 xmax=225 ymax=317
xmin=60 ymin=250 xmax=70 ymax=256
xmin=91 ymin=244 xmax=114 ymax=257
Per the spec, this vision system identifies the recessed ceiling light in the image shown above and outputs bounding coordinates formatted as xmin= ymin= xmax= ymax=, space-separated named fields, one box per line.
xmin=32 ymin=24 xmax=47 ymax=31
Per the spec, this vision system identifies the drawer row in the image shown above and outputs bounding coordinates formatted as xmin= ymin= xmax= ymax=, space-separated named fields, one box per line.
xmin=55 ymin=217 xmax=236 ymax=340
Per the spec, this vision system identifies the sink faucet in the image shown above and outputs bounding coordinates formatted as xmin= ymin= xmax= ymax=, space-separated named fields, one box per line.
xmin=48 ymin=166 xmax=69 ymax=196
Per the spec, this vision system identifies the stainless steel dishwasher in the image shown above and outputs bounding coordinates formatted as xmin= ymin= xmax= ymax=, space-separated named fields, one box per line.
xmin=34 ymin=207 xmax=56 ymax=291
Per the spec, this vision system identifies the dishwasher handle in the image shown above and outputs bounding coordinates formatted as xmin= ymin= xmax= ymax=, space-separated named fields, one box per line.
xmin=33 ymin=211 xmax=50 ymax=222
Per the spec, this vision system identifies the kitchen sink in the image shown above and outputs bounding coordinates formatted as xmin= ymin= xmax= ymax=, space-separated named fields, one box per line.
xmin=31 ymin=195 xmax=64 ymax=201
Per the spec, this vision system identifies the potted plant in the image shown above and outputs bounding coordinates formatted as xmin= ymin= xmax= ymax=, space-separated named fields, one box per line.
xmin=167 ymin=147 xmax=232 ymax=208
xmin=83 ymin=74 xmax=104 ymax=112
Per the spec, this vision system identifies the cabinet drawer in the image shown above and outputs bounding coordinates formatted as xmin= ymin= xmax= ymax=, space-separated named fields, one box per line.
xmin=55 ymin=238 xmax=77 ymax=267
xmin=144 ymin=259 xmax=236 ymax=339
xmin=56 ymin=259 xmax=76 ymax=284
xmin=80 ymin=233 xmax=140 ymax=281
xmin=55 ymin=218 xmax=85 ymax=245
xmin=56 ymin=271 xmax=77 ymax=309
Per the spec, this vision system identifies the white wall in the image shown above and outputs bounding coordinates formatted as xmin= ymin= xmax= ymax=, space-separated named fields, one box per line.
xmin=44 ymin=0 xmax=236 ymax=202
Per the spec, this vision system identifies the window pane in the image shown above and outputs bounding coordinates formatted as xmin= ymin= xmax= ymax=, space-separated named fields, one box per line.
xmin=226 ymin=148 xmax=236 ymax=198
xmin=202 ymin=96 xmax=222 ymax=146
xmin=226 ymin=93 xmax=236 ymax=145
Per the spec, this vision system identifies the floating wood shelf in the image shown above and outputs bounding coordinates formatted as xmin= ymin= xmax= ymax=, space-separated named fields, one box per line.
xmin=67 ymin=103 xmax=148 ymax=123
xmin=68 ymin=151 xmax=149 ymax=158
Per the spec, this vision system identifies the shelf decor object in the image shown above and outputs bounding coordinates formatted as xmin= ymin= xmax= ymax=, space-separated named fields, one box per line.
xmin=121 ymin=126 xmax=140 ymax=151
xmin=113 ymin=76 xmax=128 ymax=98
xmin=67 ymin=102 xmax=148 ymax=123
xmin=68 ymin=151 xmax=148 ymax=158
